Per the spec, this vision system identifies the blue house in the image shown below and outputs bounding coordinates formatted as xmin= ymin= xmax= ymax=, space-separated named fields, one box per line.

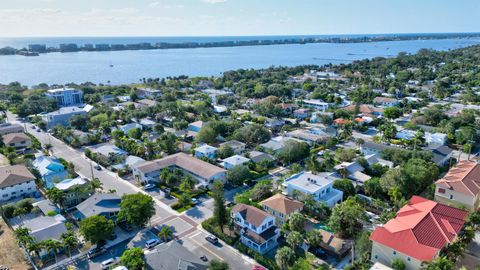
xmin=194 ymin=144 xmax=217 ymax=159
xmin=33 ymin=155 xmax=68 ymax=189
xmin=187 ymin=121 xmax=205 ymax=133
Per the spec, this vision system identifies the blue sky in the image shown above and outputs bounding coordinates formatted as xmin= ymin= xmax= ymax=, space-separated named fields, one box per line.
xmin=0 ymin=0 xmax=479 ymax=37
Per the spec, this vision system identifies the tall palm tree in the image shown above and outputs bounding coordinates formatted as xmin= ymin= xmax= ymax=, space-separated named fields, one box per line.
xmin=421 ymin=256 xmax=454 ymax=270
xmin=46 ymin=187 xmax=66 ymax=210
xmin=14 ymin=227 xmax=33 ymax=246
xmin=88 ymin=178 xmax=103 ymax=193
xmin=43 ymin=239 xmax=62 ymax=264
xmin=61 ymin=232 xmax=78 ymax=257
xmin=158 ymin=226 xmax=174 ymax=242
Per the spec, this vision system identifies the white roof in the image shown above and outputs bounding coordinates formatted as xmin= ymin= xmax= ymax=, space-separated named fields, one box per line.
xmin=54 ymin=177 xmax=87 ymax=190
xmin=194 ymin=144 xmax=217 ymax=153
xmin=222 ymin=155 xmax=250 ymax=166
xmin=285 ymin=171 xmax=336 ymax=193
xmin=303 ymin=99 xmax=328 ymax=106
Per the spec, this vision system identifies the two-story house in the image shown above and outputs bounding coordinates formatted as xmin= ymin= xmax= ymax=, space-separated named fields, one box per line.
xmin=220 ymin=155 xmax=250 ymax=170
xmin=434 ymin=160 xmax=480 ymax=212
xmin=260 ymin=194 xmax=303 ymax=226
xmin=370 ymin=196 xmax=468 ymax=270
xmin=194 ymin=144 xmax=217 ymax=159
xmin=283 ymin=171 xmax=343 ymax=208
xmin=373 ymin=97 xmax=399 ymax=107
xmin=54 ymin=177 xmax=91 ymax=208
xmin=0 ymin=165 xmax=36 ymax=202
xmin=231 ymin=203 xmax=280 ymax=254
xmin=219 ymin=140 xmax=246 ymax=155
xmin=33 ymin=155 xmax=68 ymax=189
xmin=2 ymin=133 xmax=31 ymax=152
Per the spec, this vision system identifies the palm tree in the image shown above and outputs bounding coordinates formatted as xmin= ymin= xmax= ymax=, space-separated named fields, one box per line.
xmin=88 ymin=178 xmax=103 ymax=193
xmin=26 ymin=241 xmax=42 ymax=259
xmin=14 ymin=227 xmax=33 ymax=246
xmin=158 ymin=226 xmax=174 ymax=242
xmin=421 ymin=256 xmax=454 ymax=270
xmin=306 ymin=155 xmax=321 ymax=173
xmin=46 ymin=187 xmax=66 ymax=210
xmin=43 ymin=239 xmax=62 ymax=264
xmin=61 ymin=232 xmax=78 ymax=257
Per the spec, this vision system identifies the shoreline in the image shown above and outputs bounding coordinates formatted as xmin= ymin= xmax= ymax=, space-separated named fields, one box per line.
xmin=2 ymin=33 xmax=480 ymax=57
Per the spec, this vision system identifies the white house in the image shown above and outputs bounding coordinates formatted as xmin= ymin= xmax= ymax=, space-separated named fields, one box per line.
xmin=221 ymin=155 xmax=250 ymax=170
xmin=194 ymin=144 xmax=217 ymax=159
xmin=302 ymin=99 xmax=330 ymax=112
xmin=373 ymin=97 xmax=399 ymax=107
xmin=0 ymin=165 xmax=36 ymax=202
xmin=283 ymin=171 xmax=343 ymax=208
xmin=425 ymin=132 xmax=447 ymax=146
xmin=45 ymin=88 xmax=83 ymax=107
xmin=231 ymin=203 xmax=280 ymax=254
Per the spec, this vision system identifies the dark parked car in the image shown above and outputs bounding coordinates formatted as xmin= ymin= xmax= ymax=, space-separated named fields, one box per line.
xmin=205 ymin=235 xmax=218 ymax=244
xmin=87 ymin=246 xmax=106 ymax=259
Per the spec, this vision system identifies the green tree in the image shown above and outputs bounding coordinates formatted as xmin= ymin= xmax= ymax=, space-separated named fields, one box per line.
xmin=275 ymin=246 xmax=295 ymax=270
xmin=79 ymin=215 xmax=114 ymax=244
xmin=128 ymin=127 xmax=142 ymax=139
xmin=46 ymin=187 xmax=67 ymax=210
xmin=286 ymin=230 xmax=303 ymax=250
xmin=383 ymin=107 xmax=403 ymax=120
xmin=212 ymin=181 xmax=228 ymax=233
xmin=288 ymin=212 xmax=306 ymax=233
xmin=226 ymin=165 xmax=252 ymax=186
xmin=196 ymin=126 xmax=218 ymax=144
xmin=120 ymin=247 xmax=145 ymax=270
xmin=378 ymin=122 xmax=397 ymax=141
xmin=333 ymin=179 xmax=356 ymax=198
xmin=208 ymin=260 xmax=230 ymax=270
xmin=217 ymin=144 xmax=234 ymax=159
xmin=392 ymin=258 xmax=406 ymax=270
xmin=276 ymin=140 xmax=309 ymax=164
xmin=158 ymin=225 xmax=174 ymax=242
xmin=306 ymin=229 xmax=323 ymax=248
xmin=328 ymin=197 xmax=366 ymax=238
xmin=421 ymin=256 xmax=454 ymax=270
xmin=355 ymin=231 xmax=372 ymax=260
xmin=118 ymin=193 xmax=155 ymax=227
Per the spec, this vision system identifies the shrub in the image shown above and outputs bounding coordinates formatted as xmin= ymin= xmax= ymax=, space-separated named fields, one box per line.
xmin=201 ymin=218 xmax=238 ymax=245
xmin=47 ymin=210 xmax=57 ymax=216
xmin=234 ymin=242 xmax=278 ymax=270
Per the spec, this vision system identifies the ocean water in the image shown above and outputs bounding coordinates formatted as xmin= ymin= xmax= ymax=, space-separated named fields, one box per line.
xmin=0 ymin=37 xmax=478 ymax=86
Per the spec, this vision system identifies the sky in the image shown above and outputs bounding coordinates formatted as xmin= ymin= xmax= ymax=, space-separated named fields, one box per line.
xmin=0 ymin=0 xmax=479 ymax=37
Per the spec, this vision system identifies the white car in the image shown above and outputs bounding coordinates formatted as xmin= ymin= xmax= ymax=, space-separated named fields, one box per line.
xmin=101 ymin=258 xmax=116 ymax=269
xmin=113 ymin=267 xmax=128 ymax=270
xmin=145 ymin=238 xmax=160 ymax=249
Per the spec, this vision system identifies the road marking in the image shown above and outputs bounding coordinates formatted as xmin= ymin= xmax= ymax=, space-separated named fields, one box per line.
xmin=188 ymin=236 xmax=223 ymax=261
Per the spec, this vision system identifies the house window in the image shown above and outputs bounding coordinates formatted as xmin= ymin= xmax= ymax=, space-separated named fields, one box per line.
xmin=438 ymin=188 xmax=446 ymax=194
xmin=374 ymin=255 xmax=378 ymax=259
xmin=449 ymin=195 xmax=454 ymax=199
xmin=393 ymin=251 xmax=396 ymax=255
xmin=251 ymin=224 xmax=256 ymax=230
xmin=268 ymin=220 xmax=273 ymax=226
xmin=407 ymin=257 xmax=411 ymax=261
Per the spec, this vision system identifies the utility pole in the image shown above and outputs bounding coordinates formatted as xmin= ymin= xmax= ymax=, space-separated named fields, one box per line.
xmin=90 ymin=162 xmax=95 ymax=180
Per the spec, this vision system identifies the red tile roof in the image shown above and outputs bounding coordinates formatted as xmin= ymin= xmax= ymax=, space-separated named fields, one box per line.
xmin=435 ymin=161 xmax=480 ymax=196
xmin=370 ymin=196 xmax=468 ymax=262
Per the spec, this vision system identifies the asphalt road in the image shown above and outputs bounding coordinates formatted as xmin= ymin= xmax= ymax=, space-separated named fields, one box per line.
xmin=7 ymin=111 xmax=255 ymax=270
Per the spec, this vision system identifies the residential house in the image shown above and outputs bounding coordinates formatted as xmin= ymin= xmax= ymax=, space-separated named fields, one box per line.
xmin=45 ymin=88 xmax=83 ymax=107
xmin=283 ymin=171 xmax=343 ymax=208
xmin=145 ymin=241 xmax=208 ymax=270
xmin=247 ymin=151 xmax=275 ymax=164
xmin=428 ymin=145 xmax=453 ymax=167
xmin=0 ymin=123 xmax=24 ymax=136
xmin=264 ymin=118 xmax=285 ymax=130
xmin=343 ymin=104 xmax=384 ymax=118
xmin=370 ymin=196 xmax=468 ymax=270
xmin=425 ymin=132 xmax=447 ymax=146
xmin=119 ymin=123 xmax=143 ymax=134
xmin=434 ymin=160 xmax=480 ymax=212
xmin=219 ymin=140 xmax=246 ymax=155
xmin=41 ymin=106 xmax=88 ymax=129
xmin=54 ymin=177 xmax=90 ymax=208
xmin=373 ymin=97 xmax=399 ymax=107
xmin=2 ymin=133 xmax=31 ymax=151
xmin=187 ymin=121 xmax=205 ymax=133
xmin=112 ymin=155 xmax=146 ymax=172
xmin=286 ymin=129 xmax=329 ymax=145
xmin=260 ymin=136 xmax=297 ymax=153
xmin=194 ymin=144 xmax=217 ymax=159
xmin=88 ymin=143 xmax=128 ymax=165
xmin=133 ymin=153 xmax=226 ymax=187
xmin=231 ymin=203 xmax=280 ymax=254
xmin=33 ymin=155 xmax=68 ymax=189
xmin=139 ymin=118 xmax=156 ymax=130
xmin=277 ymin=103 xmax=298 ymax=114
xmin=334 ymin=162 xmax=371 ymax=185
xmin=293 ymin=108 xmax=311 ymax=119
xmin=302 ymin=99 xmax=330 ymax=112
xmin=260 ymin=194 xmax=303 ymax=225
xmin=360 ymin=141 xmax=396 ymax=156
xmin=136 ymin=99 xmax=158 ymax=108
xmin=221 ymin=155 xmax=250 ymax=170
xmin=136 ymin=88 xmax=162 ymax=99
xmin=0 ymin=165 xmax=36 ymax=202
xmin=74 ymin=193 xmax=121 ymax=221
xmin=364 ymin=154 xmax=394 ymax=168
xmin=305 ymin=225 xmax=351 ymax=258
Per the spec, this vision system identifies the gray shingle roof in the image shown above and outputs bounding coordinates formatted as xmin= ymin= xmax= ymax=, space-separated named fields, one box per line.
xmin=145 ymin=241 xmax=208 ymax=270
xmin=75 ymin=193 xmax=121 ymax=218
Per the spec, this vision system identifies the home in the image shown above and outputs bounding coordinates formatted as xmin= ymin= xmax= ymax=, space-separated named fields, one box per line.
xmin=54 ymin=177 xmax=91 ymax=208
xmin=33 ymin=155 xmax=68 ymax=189
xmin=231 ymin=203 xmax=280 ymax=254
xmin=360 ymin=141 xmax=396 ymax=156
xmin=304 ymin=223 xmax=351 ymax=258
xmin=293 ymin=108 xmax=311 ymax=119
xmin=427 ymin=145 xmax=453 ymax=167
xmin=364 ymin=154 xmax=394 ymax=168
xmin=88 ymin=143 xmax=128 ymax=164
xmin=219 ymin=140 xmax=246 ymax=155
xmin=334 ymin=162 xmax=371 ymax=185
xmin=247 ymin=151 xmax=275 ymax=164
xmin=0 ymin=165 xmax=36 ymax=202
xmin=343 ymin=104 xmax=384 ymax=118
xmin=41 ymin=106 xmax=88 ymax=129
xmin=373 ymin=97 xmax=399 ymax=107
xmin=283 ymin=171 xmax=343 ymax=208
xmin=187 ymin=120 xmax=205 ymax=133
xmin=144 ymin=241 xmax=208 ymax=270
xmin=434 ymin=160 xmax=480 ymax=212
xmin=136 ymin=99 xmax=158 ymax=108
xmin=136 ymin=87 xmax=162 ymax=99
xmin=277 ymin=103 xmax=298 ymax=114
xmin=286 ymin=129 xmax=329 ymax=145
xmin=425 ymin=132 xmax=447 ymax=146
xmin=133 ymin=152 xmax=226 ymax=187
xmin=139 ymin=118 xmax=156 ymax=130
xmin=74 ymin=193 xmax=121 ymax=221
xmin=264 ymin=118 xmax=285 ymax=130
xmin=214 ymin=105 xmax=228 ymax=114
xmin=112 ymin=155 xmax=146 ymax=172
xmin=221 ymin=155 xmax=250 ymax=170
xmin=260 ymin=136 xmax=297 ymax=152
xmin=2 ymin=133 xmax=31 ymax=151
xmin=119 ymin=123 xmax=143 ymax=134
xmin=370 ymin=196 xmax=468 ymax=270
xmin=260 ymin=193 xmax=303 ymax=226
xmin=45 ymin=88 xmax=83 ymax=107
xmin=302 ymin=99 xmax=329 ymax=112
xmin=0 ymin=123 xmax=24 ymax=136
xmin=194 ymin=144 xmax=217 ymax=159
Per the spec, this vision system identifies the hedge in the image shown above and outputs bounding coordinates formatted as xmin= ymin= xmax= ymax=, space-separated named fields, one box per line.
xmin=201 ymin=218 xmax=238 ymax=245
xmin=234 ymin=241 xmax=278 ymax=270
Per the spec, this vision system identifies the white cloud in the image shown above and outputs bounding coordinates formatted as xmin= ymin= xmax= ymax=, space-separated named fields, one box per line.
xmin=202 ymin=0 xmax=227 ymax=4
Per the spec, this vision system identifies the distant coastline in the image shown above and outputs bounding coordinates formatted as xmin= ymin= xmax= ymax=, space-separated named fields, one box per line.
xmin=2 ymin=32 xmax=480 ymax=57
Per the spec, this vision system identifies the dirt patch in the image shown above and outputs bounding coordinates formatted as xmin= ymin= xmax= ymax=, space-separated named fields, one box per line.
xmin=0 ymin=217 xmax=32 ymax=270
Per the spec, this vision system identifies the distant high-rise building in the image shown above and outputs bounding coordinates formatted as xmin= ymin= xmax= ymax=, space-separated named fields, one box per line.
xmin=28 ymin=44 xmax=47 ymax=53
xmin=59 ymin=43 xmax=79 ymax=52
xmin=45 ymin=88 xmax=83 ymax=107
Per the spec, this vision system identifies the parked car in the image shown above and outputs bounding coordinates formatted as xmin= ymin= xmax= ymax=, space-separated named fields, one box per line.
xmin=112 ymin=267 xmax=128 ymax=270
xmin=119 ymin=222 xmax=133 ymax=232
xmin=144 ymin=183 xmax=156 ymax=190
xmin=87 ymin=246 xmax=106 ymax=259
xmin=101 ymin=258 xmax=116 ymax=269
xmin=145 ymin=238 xmax=160 ymax=249
xmin=94 ymin=164 xmax=102 ymax=170
xmin=191 ymin=198 xmax=199 ymax=205
xmin=205 ymin=235 xmax=218 ymax=244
